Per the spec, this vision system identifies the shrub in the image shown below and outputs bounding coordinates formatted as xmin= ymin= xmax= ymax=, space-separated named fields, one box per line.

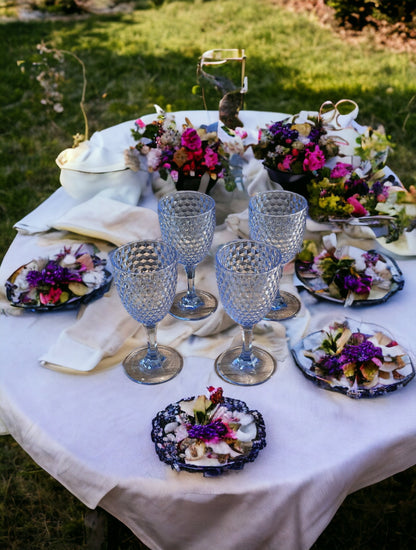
xmin=326 ymin=0 xmax=416 ymax=29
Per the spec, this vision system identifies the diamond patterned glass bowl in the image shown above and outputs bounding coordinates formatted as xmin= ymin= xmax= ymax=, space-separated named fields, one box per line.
xmin=249 ymin=190 xmax=308 ymax=320
xmin=110 ymin=241 xmax=183 ymax=384
xmin=214 ymin=239 xmax=282 ymax=386
xmin=158 ymin=191 xmax=218 ymax=320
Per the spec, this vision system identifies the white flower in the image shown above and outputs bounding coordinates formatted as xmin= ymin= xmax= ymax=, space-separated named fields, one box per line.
xmin=82 ymin=269 xmax=105 ymax=289
xmin=236 ymin=420 xmax=257 ymax=442
xmin=146 ymin=148 xmax=162 ymax=171
xmin=174 ymin=423 xmax=188 ymax=442
xmin=61 ymin=253 xmax=77 ymax=267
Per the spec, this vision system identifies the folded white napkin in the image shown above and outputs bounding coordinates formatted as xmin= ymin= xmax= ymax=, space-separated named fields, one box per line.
xmin=225 ymin=208 xmax=249 ymax=238
xmin=13 ymin=188 xmax=81 ymax=235
xmin=35 ymin=196 xmax=162 ymax=372
xmin=51 ymin=195 xmax=161 ymax=246
xmin=39 ymin=286 xmax=139 ymax=372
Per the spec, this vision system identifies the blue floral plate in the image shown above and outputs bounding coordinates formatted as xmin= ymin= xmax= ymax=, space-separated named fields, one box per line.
xmin=151 ymin=396 xmax=266 ymax=476
xmin=295 ymin=247 xmax=404 ymax=306
xmin=5 ymin=244 xmax=112 ymax=312
xmin=291 ymin=319 xmax=415 ymax=398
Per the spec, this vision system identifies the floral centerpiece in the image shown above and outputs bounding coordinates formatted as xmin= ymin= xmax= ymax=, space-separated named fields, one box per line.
xmin=307 ymin=159 xmax=416 ymax=242
xmin=252 ymin=116 xmax=339 ymax=178
xmin=6 ymin=243 xmax=109 ymax=308
xmin=303 ymin=320 xmax=409 ymax=389
xmin=126 ymin=111 xmax=239 ymax=194
xmin=151 ymin=386 xmax=266 ymax=473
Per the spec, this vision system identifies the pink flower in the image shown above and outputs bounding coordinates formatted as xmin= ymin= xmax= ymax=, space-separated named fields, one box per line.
xmin=203 ymin=147 xmax=219 ymax=171
xmin=135 ymin=118 xmax=146 ymax=129
xmin=330 ymin=162 xmax=353 ymax=179
xmin=39 ymin=287 xmax=62 ymax=305
xmin=278 ymin=155 xmax=294 ymax=171
xmin=347 ymin=194 xmax=369 ymax=217
xmin=170 ymin=170 xmax=179 ymax=183
xmin=235 ymin=127 xmax=248 ymax=139
xmin=76 ymin=253 xmax=94 ymax=271
xmin=303 ymin=144 xmax=326 ymax=172
xmin=181 ymin=128 xmax=202 ymax=151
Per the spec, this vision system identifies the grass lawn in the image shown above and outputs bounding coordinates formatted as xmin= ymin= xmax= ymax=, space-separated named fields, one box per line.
xmin=1 ymin=0 xmax=416 ymax=548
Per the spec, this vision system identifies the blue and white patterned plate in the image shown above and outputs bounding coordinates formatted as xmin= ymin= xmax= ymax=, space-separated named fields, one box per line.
xmin=151 ymin=396 xmax=266 ymax=476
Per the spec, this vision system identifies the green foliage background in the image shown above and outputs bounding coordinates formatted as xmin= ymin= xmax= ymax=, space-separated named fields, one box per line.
xmin=1 ymin=1 xmax=416 ymax=548
xmin=1 ymin=0 xmax=416 ymax=264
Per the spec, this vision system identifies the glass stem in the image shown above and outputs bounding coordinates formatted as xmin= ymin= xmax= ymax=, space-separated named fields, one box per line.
xmin=271 ymin=264 xmax=287 ymax=309
xmin=144 ymin=324 xmax=160 ymax=361
xmin=239 ymin=326 xmax=254 ymax=363
xmin=271 ymin=288 xmax=288 ymax=310
xmin=185 ymin=265 xmax=197 ymax=299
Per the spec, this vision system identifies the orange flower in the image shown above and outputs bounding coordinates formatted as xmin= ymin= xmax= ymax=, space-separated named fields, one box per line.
xmin=173 ymin=147 xmax=190 ymax=168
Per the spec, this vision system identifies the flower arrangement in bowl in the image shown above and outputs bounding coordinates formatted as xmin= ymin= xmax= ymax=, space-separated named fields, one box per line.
xmin=6 ymin=243 xmax=111 ymax=311
xmin=151 ymin=386 xmax=266 ymax=476
xmin=307 ymin=160 xmax=416 ymax=242
xmin=252 ymin=117 xmax=339 ymax=177
xmin=127 ymin=111 xmax=238 ymax=195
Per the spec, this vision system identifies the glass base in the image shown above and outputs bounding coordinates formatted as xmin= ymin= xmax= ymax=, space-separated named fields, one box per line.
xmin=264 ymin=290 xmax=301 ymax=321
xmin=123 ymin=345 xmax=183 ymax=385
xmin=169 ymin=289 xmax=218 ymax=321
xmin=214 ymin=345 xmax=276 ymax=386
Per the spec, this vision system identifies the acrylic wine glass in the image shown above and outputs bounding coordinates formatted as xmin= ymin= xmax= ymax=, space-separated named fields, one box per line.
xmin=110 ymin=240 xmax=183 ymax=384
xmin=249 ymin=190 xmax=308 ymax=321
xmin=158 ymin=190 xmax=218 ymax=321
xmin=214 ymin=239 xmax=282 ymax=386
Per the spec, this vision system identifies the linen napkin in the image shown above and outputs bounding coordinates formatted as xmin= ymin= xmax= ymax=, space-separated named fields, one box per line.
xmin=35 ymin=196 xmax=162 ymax=372
xmin=39 ymin=286 xmax=139 ymax=372
xmin=13 ymin=188 xmax=81 ymax=235
xmin=51 ymin=195 xmax=161 ymax=246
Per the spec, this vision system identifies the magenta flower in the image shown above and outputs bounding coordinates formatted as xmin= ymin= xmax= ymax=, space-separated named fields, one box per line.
xmin=203 ymin=147 xmax=219 ymax=171
xmin=181 ymin=128 xmax=202 ymax=151
xmin=330 ymin=162 xmax=353 ymax=179
xmin=135 ymin=118 xmax=146 ymax=129
xmin=347 ymin=195 xmax=369 ymax=217
xmin=278 ymin=155 xmax=294 ymax=171
xmin=303 ymin=144 xmax=326 ymax=171
xmin=235 ymin=128 xmax=248 ymax=139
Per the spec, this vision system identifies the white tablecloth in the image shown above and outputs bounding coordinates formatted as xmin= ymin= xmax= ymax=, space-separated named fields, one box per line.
xmin=1 ymin=112 xmax=416 ymax=550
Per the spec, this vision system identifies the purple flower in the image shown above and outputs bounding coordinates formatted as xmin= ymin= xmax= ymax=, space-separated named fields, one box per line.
xmin=363 ymin=251 xmax=381 ymax=264
xmin=188 ymin=419 xmax=229 ymax=442
xmin=268 ymin=121 xmax=299 ymax=142
xmin=342 ymin=274 xmax=372 ymax=294
xmin=316 ymin=354 xmax=343 ymax=377
xmin=26 ymin=261 xmax=82 ymax=288
xmin=339 ymin=340 xmax=383 ymax=365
